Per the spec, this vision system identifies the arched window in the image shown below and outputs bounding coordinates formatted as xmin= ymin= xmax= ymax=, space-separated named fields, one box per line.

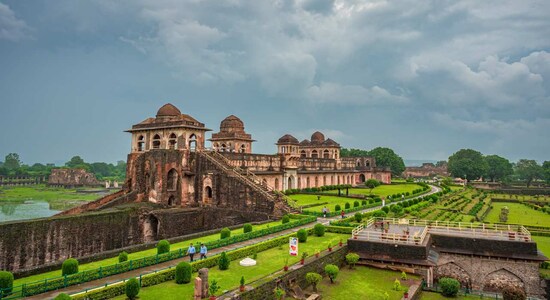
xmin=323 ymin=149 xmax=330 ymax=159
xmin=167 ymin=169 xmax=178 ymax=191
xmin=205 ymin=186 xmax=213 ymax=198
xmin=189 ymin=134 xmax=197 ymax=151
xmin=311 ymin=150 xmax=318 ymax=159
xmin=357 ymin=160 xmax=362 ymax=167
xmin=323 ymin=176 xmax=327 ymax=185
xmin=152 ymin=134 xmax=161 ymax=149
xmin=300 ymin=150 xmax=307 ymax=158
xmin=366 ymin=160 xmax=370 ymax=167
xmin=137 ymin=135 xmax=145 ymax=152
xmin=221 ymin=144 xmax=227 ymax=152
xmin=288 ymin=176 xmax=293 ymax=190
xmin=240 ymin=144 xmax=246 ymax=153
xmin=168 ymin=133 xmax=177 ymax=150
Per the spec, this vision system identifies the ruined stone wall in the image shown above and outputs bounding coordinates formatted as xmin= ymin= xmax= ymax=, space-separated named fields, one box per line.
xmin=348 ymin=238 xmax=430 ymax=261
xmin=48 ymin=168 xmax=100 ymax=187
xmin=436 ymin=253 xmax=545 ymax=297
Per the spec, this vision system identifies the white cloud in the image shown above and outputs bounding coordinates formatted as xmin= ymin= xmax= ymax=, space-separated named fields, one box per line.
xmin=433 ymin=113 xmax=549 ymax=136
xmin=306 ymin=82 xmax=407 ymax=105
xmin=0 ymin=3 xmax=31 ymax=41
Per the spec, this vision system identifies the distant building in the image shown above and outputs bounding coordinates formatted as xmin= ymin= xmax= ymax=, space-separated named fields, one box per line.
xmin=48 ymin=168 xmax=100 ymax=187
xmin=403 ymin=162 xmax=449 ymax=178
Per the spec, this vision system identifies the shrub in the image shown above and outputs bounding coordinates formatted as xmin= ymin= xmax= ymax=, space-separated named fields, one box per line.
xmin=345 ymin=253 xmax=359 ymax=269
xmin=541 ymin=261 xmax=550 ymax=269
xmin=401 ymin=271 xmax=407 ymax=280
xmin=175 ymin=262 xmax=192 ymax=284
xmin=345 ymin=202 xmax=351 ymax=209
xmin=305 ymin=272 xmax=322 ymax=292
xmin=118 ymin=251 xmax=128 ymax=263
xmin=439 ymin=277 xmax=460 ymax=297
xmin=243 ymin=223 xmax=253 ymax=233
xmin=62 ymin=258 xmax=79 ymax=276
xmin=313 ymin=223 xmax=325 ymax=237
xmin=220 ymin=227 xmax=231 ymax=239
xmin=0 ymin=271 xmax=14 ymax=294
xmin=297 ymin=229 xmax=308 ymax=243
xmin=382 ymin=206 xmax=390 ymax=213
xmin=502 ymin=285 xmax=527 ymax=300
xmin=354 ymin=212 xmax=362 ymax=222
xmin=353 ymin=201 xmax=360 ymax=207
xmin=282 ymin=215 xmax=290 ymax=224
xmin=240 ymin=276 xmax=245 ymax=286
xmin=156 ymin=240 xmax=170 ymax=254
xmin=362 ymin=200 xmax=367 ymax=205
xmin=209 ymin=279 xmax=220 ymax=296
xmin=335 ymin=204 xmax=341 ymax=211
xmin=393 ymin=278 xmax=401 ymax=291
xmin=54 ymin=293 xmax=72 ymax=300
xmin=324 ymin=264 xmax=339 ymax=283
xmin=218 ymin=252 xmax=230 ymax=270
xmin=125 ymin=278 xmax=140 ymax=300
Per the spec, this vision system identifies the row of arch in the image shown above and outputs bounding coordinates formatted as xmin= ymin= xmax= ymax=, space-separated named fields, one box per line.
xmin=213 ymin=142 xmax=247 ymax=153
xmin=137 ymin=133 xmax=197 ymax=152
xmin=261 ymin=173 xmax=369 ymax=191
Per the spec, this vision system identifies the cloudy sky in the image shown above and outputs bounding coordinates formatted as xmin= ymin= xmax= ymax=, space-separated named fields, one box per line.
xmin=1 ymin=0 xmax=549 ymax=165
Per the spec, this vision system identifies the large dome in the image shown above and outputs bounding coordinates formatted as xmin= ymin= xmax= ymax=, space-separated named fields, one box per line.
xmin=277 ymin=134 xmax=299 ymax=145
xmin=156 ymin=103 xmax=181 ymax=117
xmin=311 ymin=131 xmax=325 ymax=143
xmin=220 ymin=115 xmax=245 ymax=133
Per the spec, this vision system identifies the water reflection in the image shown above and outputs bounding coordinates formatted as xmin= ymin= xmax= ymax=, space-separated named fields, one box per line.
xmin=0 ymin=200 xmax=62 ymax=222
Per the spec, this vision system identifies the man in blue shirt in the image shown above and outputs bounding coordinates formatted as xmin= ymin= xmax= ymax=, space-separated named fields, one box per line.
xmin=200 ymin=243 xmax=207 ymax=260
xmin=187 ymin=243 xmax=196 ymax=262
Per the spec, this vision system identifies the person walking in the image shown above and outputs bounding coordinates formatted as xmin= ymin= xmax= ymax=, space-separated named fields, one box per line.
xmin=341 ymin=210 xmax=345 ymax=219
xmin=187 ymin=243 xmax=196 ymax=262
xmin=200 ymin=243 xmax=208 ymax=260
xmin=322 ymin=206 xmax=327 ymax=218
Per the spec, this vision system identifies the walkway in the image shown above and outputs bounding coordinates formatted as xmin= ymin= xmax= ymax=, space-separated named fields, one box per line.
xmin=30 ymin=185 xmax=440 ymax=299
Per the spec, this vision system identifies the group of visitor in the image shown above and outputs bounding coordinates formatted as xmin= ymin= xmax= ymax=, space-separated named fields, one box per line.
xmin=186 ymin=243 xmax=208 ymax=262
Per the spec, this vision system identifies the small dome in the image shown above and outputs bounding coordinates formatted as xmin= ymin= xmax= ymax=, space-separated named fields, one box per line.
xmin=156 ymin=103 xmax=181 ymax=118
xmin=311 ymin=131 xmax=325 ymax=143
xmin=277 ymin=134 xmax=299 ymax=145
xmin=220 ymin=115 xmax=245 ymax=133
xmin=299 ymin=139 xmax=311 ymax=146
xmin=323 ymin=138 xmax=339 ymax=146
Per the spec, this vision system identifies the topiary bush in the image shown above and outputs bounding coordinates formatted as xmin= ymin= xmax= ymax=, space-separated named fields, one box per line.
xmin=157 ymin=240 xmax=170 ymax=254
xmin=54 ymin=293 xmax=72 ymax=300
xmin=218 ymin=252 xmax=230 ymax=270
xmin=62 ymin=258 xmax=79 ymax=276
xmin=439 ymin=277 xmax=460 ymax=297
xmin=175 ymin=261 xmax=192 ymax=284
xmin=243 ymin=223 xmax=253 ymax=233
xmin=0 ymin=271 xmax=14 ymax=294
xmin=362 ymin=200 xmax=367 ymax=205
xmin=354 ymin=212 xmax=362 ymax=222
xmin=335 ymin=204 xmax=341 ymax=211
xmin=345 ymin=253 xmax=359 ymax=269
xmin=125 ymin=277 xmax=140 ymax=300
xmin=345 ymin=202 xmax=351 ymax=209
xmin=220 ymin=227 xmax=231 ymax=239
xmin=282 ymin=215 xmax=290 ymax=224
xmin=382 ymin=206 xmax=390 ymax=213
xmin=313 ymin=223 xmax=325 ymax=237
xmin=324 ymin=264 xmax=339 ymax=283
xmin=118 ymin=251 xmax=128 ymax=263
xmin=305 ymin=272 xmax=322 ymax=292
xmin=297 ymin=228 xmax=308 ymax=243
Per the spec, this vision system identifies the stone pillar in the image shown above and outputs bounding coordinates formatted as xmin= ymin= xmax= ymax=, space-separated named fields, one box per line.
xmin=194 ymin=277 xmax=202 ymax=300
xmin=199 ymin=268 xmax=209 ymax=297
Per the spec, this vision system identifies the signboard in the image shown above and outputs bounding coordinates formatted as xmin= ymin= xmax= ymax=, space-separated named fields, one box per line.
xmin=289 ymin=237 xmax=298 ymax=256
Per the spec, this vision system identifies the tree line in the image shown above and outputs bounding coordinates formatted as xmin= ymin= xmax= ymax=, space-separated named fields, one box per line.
xmin=0 ymin=153 xmax=127 ymax=180
xmin=447 ymin=149 xmax=549 ymax=186
xmin=340 ymin=147 xmax=406 ymax=176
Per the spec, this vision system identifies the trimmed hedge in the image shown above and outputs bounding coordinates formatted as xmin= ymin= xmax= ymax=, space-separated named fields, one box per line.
xmin=0 ymin=271 xmax=14 ymax=294
xmin=175 ymin=262 xmax=192 ymax=284
xmin=125 ymin=278 xmax=140 ymax=300
xmin=314 ymin=224 xmax=325 ymax=237
xmin=157 ymin=240 xmax=170 ymax=254
xmin=62 ymin=258 xmax=79 ymax=276
xmin=118 ymin=251 xmax=128 ymax=263
xmin=282 ymin=215 xmax=290 ymax=224
xmin=220 ymin=228 xmax=231 ymax=239
xmin=297 ymin=229 xmax=308 ymax=243
xmin=243 ymin=223 xmax=253 ymax=233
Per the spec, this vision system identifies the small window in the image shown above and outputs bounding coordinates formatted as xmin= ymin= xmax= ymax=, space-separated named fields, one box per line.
xmin=152 ymin=134 xmax=161 ymax=149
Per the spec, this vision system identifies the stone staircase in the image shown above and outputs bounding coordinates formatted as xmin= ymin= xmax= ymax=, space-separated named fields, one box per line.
xmin=197 ymin=150 xmax=296 ymax=215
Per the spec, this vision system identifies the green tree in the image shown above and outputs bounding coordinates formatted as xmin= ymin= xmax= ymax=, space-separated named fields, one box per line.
xmin=305 ymin=272 xmax=322 ymax=292
xmin=365 ymin=179 xmax=380 ymax=194
xmin=439 ymin=277 xmax=460 ymax=297
xmin=4 ymin=153 xmax=21 ymax=170
xmin=448 ymin=149 xmax=487 ymax=181
xmin=543 ymin=161 xmax=550 ymax=184
xmin=515 ymin=159 xmax=542 ymax=187
xmin=324 ymin=264 xmax=339 ymax=283
xmin=65 ymin=156 xmax=85 ymax=168
xmin=484 ymin=155 xmax=513 ymax=182
xmin=340 ymin=148 xmax=370 ymax=157
xmin=367 ymin=147 xmax=406 ymax=176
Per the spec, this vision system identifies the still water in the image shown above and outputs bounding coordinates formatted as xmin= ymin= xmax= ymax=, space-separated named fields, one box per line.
xmin=0 ymin=200 xmax=85 ymax=223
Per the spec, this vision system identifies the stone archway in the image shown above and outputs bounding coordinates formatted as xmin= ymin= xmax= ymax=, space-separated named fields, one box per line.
xmin=143 ymin=214 xmax=159 ymax=243
xmin=359 ymin=174 xmax=366 ymax=183
xmin=482 ymin=268 xmax=525 ymax=293
xmin=436 ymin=262 xmax=472 ymax=289
xmin=287 ymin=176 xmax=293 ymax=190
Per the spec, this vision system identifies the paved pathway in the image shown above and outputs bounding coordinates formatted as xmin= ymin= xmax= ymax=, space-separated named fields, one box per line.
xmin=29 ymin=185 xmax=440 ymax=299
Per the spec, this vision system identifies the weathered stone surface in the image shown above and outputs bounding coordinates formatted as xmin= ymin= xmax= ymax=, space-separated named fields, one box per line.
xmin=48 ymin=168 xmax=100 ymax=187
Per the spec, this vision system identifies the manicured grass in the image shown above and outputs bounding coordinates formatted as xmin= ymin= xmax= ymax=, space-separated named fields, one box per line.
xmin=484 ymin=202 xmax=550 ymax=227
xmin=0 ymin=185 xmax=108 ymax=202
xmin=420 ymin=291 xmax=485 ymax=300
xmin=315 ymin=266 xmax=420 ymax=300
xmin=324 ymin=184 xmax=424 ymax=198
xmin=289 ymin=194 xmax=359 ymax=212
xmin=111 ymin=233 xmax=349 ymax=299
xmin=13 ymin=219 xmax=292 ymax=286
xmin=532 ymin=236 xmax=550 ymax=257
xmin=448 ymin=185 xmax=465 ymax=192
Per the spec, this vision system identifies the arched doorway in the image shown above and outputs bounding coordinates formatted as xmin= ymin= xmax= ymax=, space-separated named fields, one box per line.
xmin=168 ymin=195 xmax=175 ymax=206
xmin=359 ymin=174 xmax=366 ymax=183
xmin=189 ymin=134 xmax=197 ymax=151
xmin=275 ymin=178 xmax=280 ymax=190
xmin=143 ymin=214 xmax=159 ymax=243
xmin=287 ymin=176 xmax=293 ymax=190
xmin=167 ymin=169 xmax=178 ymax=191
xmin=205 ymin=186 xmax=213 ymax=199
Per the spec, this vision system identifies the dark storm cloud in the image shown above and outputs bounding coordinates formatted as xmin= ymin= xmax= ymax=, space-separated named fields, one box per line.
xmin=0 ymin=0 xmax=549 ymax=164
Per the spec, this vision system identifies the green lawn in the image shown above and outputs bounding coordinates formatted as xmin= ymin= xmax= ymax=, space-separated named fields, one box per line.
xmin=13 ymin=219 xmax=293 ymax=286
xmin=289 ymin=194 xmax=360 ymax=212
xmin=315 ymin=266 xmax=420 ymax=300
xmin=420 ymin=291 xmax=486 ymax=300
xmin=532 ymin=236 xmax=550 ymax=257
xmin=449 ymin=185 xmax=465 ymax=192
xmin=323 ymin=184 xmax=424 ymax=198
xmin=484 ymin=202 xmax=550 ymax=227
xmin=111 ymin=233 xmax=349 ymax=300
xmin=0 ymin=185 xmax=108 ymax=202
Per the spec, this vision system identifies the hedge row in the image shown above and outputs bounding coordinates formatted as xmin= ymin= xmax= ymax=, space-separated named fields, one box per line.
xmin=302 ymin=202 xmax=379 ymax=217
xmin=19 ymin=215 xmax=316 ymax=297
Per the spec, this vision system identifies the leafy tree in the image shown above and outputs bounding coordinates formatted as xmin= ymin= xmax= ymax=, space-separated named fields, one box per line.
xmin=345 ymin=253 xmax=359 ymax=269
xmin=543 ymin=161 xmax=550 ymax=184
xmin=324 ymin=264 xmax=339 ymax=283
xmin=305 ymin=272 xmax=322 ymax=292
xmin=365 ymin=179 xmax=380 ymax=194
xmin=515 ymin=159 xmax=542 ymax=187
xmin=340 ymin=148 xmax=370 ymax=157
xmin=448 ymin=149 xmax=487 ymax=181
xmin=435 ymin=160 xmax=447 ymax=167
xmin=4 ymin=153 xmax=21 ymax=170
xmin=65 ymin=156 xmax=86 ymax=168
xmin=484 ymin=155 xmax=513 ymax=182
xmin=218 ymin=252 xmax=230 ymax=270
xmin=367 ymin=147 xmax=406 ymax=176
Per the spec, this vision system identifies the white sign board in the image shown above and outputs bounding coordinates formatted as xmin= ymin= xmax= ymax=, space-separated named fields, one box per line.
xmin=289 ymin=237 xmax=298 ymax=256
